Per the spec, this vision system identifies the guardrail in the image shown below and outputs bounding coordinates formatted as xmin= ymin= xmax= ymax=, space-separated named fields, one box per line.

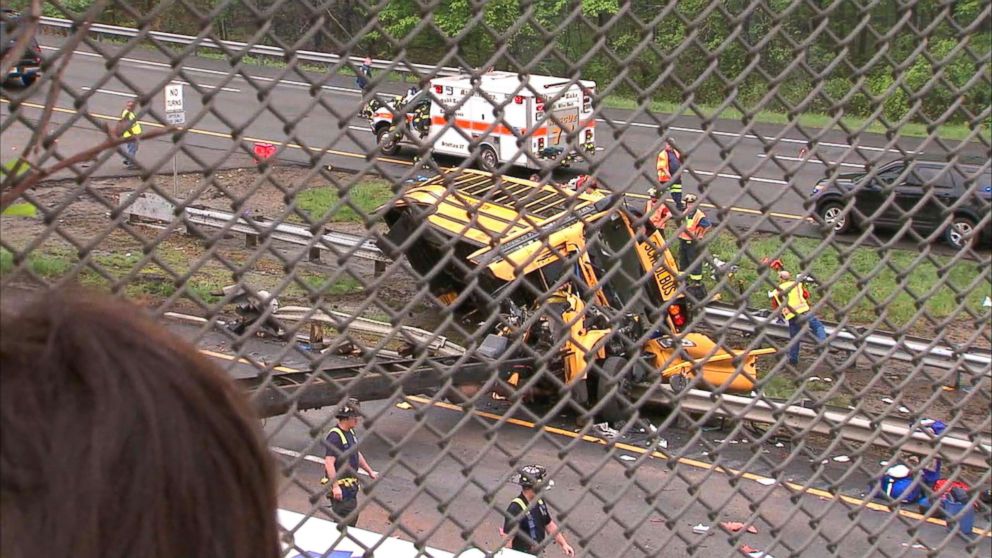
xmin=633 ymin=385 xmax=991 ymax=469
xmin=122 ymin=191 xmax=992 ymax=377
xmin=40 ymin=16 xmax=460 ymax=77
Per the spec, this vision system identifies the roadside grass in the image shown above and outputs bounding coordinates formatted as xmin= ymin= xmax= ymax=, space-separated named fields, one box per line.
xmin=700 ymin=232 xmax=991 ymax=330
xmin=294 ymin=178 xmax=393 ymax=223
xmin=756 ymin=372 xmax=852 ymax=408
xmin=291 ymin=271 xmax=364 ymax=298
xmin=0 ymin=247 xmax=75 ymax=278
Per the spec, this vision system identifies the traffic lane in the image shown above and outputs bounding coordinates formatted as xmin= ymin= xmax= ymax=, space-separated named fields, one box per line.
xmin=267 ymin=397 xmax=989 ymax=557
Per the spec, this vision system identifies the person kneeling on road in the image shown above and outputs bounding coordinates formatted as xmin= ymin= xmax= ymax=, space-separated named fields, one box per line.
xmin=322 ymin=398 xmax=378 ymax=527
xmin=501 ymin=465 xmax=575 ymax=556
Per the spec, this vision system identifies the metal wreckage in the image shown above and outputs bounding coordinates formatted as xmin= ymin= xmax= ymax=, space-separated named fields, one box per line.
xmin=377 ymin=169 xmax=774 ymax=423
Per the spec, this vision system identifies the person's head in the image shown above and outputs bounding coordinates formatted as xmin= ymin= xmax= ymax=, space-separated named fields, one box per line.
xmin=761 ymin=257 xmax=784 ymax=272
xmin=778 ymin=270 xmax=792 ymax=281
xmin=683 ymin=193 xmax=698 ymax=206
xmin=0 ymin=290 xmax=279 ymax=558
xmin=125 ymin=99 xmax=136 ymax=111
xmin=647 ymin=187 xmax=658 ymax=200
xmin=336 ymin=397 xmax=362 ymax=430
xmin=511 ymin=464 xmax=554 ymax=496
xmin=363 ymin=56 xmax=372 ymax=66
xmin=529 ymin=173 xmax=541 ymax=182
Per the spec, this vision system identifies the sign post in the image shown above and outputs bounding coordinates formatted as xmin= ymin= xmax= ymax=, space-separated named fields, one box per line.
xmin=164 ymin=84 xmax=185 ymax=198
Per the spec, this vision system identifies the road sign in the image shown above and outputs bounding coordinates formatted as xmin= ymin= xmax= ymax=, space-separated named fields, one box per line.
xmin=165 ymin=83 xmax=184 ymax=113
xmin=166 ymin=111 xmax=186 ymax=125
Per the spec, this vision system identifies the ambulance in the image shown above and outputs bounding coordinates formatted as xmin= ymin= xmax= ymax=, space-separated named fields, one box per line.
xmin=368 ymin=71 xmax=596 ymax=170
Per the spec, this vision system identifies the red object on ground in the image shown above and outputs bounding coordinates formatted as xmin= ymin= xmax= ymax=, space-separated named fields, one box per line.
xmin=253 ymin=142 xmax=276 ymax=162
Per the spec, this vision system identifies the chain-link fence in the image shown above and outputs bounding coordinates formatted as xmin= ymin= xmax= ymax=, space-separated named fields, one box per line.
xmin=2 ymin=0 xmax=991 ymax=556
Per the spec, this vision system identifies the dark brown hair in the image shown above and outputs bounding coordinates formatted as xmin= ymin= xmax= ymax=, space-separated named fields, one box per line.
xmin=1 ymin=290 xmax=279 ymax=558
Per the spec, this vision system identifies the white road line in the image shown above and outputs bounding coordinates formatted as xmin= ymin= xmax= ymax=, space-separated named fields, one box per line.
xmin=81 ymin=87 xmax=135 ymax=98
xmin=757 ymin=153 xmax=863 ymax=168
xmin=693 ymin=170 xmax=789 ymax=185
xmin=170 ymin=79 xmax=240 ymax=93
xmin=595 ymin=118 xmax=917 ymax=154
xmin=47 ymin=46 xmax=358 ymax=95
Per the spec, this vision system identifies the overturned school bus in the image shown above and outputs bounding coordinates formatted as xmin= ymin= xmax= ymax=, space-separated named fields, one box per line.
xmin=377 ymin=169 xmax=772 ymax=420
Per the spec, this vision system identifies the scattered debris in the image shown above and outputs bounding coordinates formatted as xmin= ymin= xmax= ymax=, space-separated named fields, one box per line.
xmin=692 ymin=523 xmax=710 ymax=534
xmin=901 ymin=543 xmax=928 ymax=550
xmin=774 ymin=442 xmax=785 ymax=448
xmin=755 ymin=478 xmax=775 ymax=486
xmin=619 ymin=454 xmax=636 ymax=462
xmin=740 ymin=544 xmax=774 ymax=558
xmin=833 ymin=455 xmax=851 ymax=463
xmin=881 ymin=397 xmax=894 ymax=404
xmin=729 ymin=440 xmax=739 ymax=444
xmin=655 ymin=438 xmax=669 ymax=449
xmin=593 ymin=422 xmax=619 ymax=439
xmin=394 ymin=401 xmax=413 ymax=410
xmin=983 ymin=296 xmax=991 ymax=308
xmin=722 ymin=522 xmax=759 ymax=534
xmin=899 ymin=406 xmax=910 ymax=414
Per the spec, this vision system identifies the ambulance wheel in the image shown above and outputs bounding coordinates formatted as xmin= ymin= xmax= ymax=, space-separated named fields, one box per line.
xmin=594 ymin=356 xmax=629 ymax=425
xmin=478 ymin=146 xmax=498 ymax=171
xmin=376 ymin=126 xmax=399 ymax=156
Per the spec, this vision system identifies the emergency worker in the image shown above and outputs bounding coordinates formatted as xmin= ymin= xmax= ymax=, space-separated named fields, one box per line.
xmin=678 ymin=193 xmax=710 ymax=300
xmin=322 ymin=398 xmax=378 ymax=527
xmin=501 ymin=465 xmax=575 ymax=556
xmin=769 ymin=270 xmax=827 ymax=366
xmin=656 ymin=140 xmax=683 ymax=210
xmin=117 ymin=99 xmax=142 ymax=167
xmin=645 ymin=187 xmax=672 ymax=233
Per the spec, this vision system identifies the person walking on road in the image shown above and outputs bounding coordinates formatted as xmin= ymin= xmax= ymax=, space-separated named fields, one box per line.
xmin=769 ymin=270 xmax=828 ymax=366
xmin=117 ymin=99 xmax=142 ymax=168
xmin=678 ymin=193 xmax=710 ymax=300
xmin=322 ymin=398 xmax=378 ymax=527
xmin=501 ymin=465 xmax=575 ymax=556
xmin=656 ymin=140 xmax=683 ymax=211
xmin=356 ymin=57 xmax=373 ymax=92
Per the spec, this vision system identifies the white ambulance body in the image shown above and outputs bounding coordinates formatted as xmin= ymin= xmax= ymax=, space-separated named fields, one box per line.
xmin=369 ymin=71 xmax=596 ymax=170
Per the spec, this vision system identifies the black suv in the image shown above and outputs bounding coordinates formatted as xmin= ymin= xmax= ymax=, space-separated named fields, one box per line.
xmin=1 ymin=8 xmax=43 ymax=87
xmin=811 ymin=157 xmax=991 ymax=249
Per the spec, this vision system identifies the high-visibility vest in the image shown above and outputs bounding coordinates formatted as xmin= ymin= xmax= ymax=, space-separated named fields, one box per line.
xmin=656 ymin=147 xmax=682 ymax=184
xmin=771 ymin=280 xmax=810 ymax=320
xmin=678 ymin=209 xmax=708 ymax=241
xmin=646 ymin=199 xmax=671 ymax=229
xmin=121 ymin=110 xmax=142 ymax=138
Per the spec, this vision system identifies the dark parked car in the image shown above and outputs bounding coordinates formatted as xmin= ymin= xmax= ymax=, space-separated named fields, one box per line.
xmin=1 ymin=8 xmax=43 ymax=87
xmin=812 ymin=157 xmax=991 ymax=249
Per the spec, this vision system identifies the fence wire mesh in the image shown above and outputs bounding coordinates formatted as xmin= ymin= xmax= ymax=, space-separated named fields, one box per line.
xmin=1 ymin=0 xmax=991 ymax=556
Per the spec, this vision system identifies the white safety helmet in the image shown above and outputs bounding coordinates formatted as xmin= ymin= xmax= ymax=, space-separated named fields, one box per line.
xmin=683 ymin=193 xmax=698 ymax=204
xmin=886 ymin=464 xmax=911 ymax=479
xmin=647 ymin=187 xmax=658 ymax=199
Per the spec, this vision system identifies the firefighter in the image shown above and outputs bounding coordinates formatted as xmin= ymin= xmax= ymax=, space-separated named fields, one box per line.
xmin=501 ymin=465 xmax=575 ymax=556
xmin=322 ymin=398 xmax=378 ymax=527
xmin=678 ymin=193 xmax=710 ymax=300
xmin=769 ymin=270 xmax=828 ymax=366
xmin=656 ymin=140 xmax=683 ymax=211
xmin=645 ymin=187 xmax=672 ymax=233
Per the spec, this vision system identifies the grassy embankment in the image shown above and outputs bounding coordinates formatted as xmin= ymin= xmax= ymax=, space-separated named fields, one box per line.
xmin=0 ymin=179 xmax=394 ymax=303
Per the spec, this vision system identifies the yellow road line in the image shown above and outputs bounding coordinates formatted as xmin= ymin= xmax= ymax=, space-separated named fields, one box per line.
xmin=400 ymin=394 xmax=990 ymax=538
xmin=198 ymin=348 xmax=987 ymax=537
xmin=4 ymin=100 xmax=813 ymax=221
xmin=1 ymin=99 xmax=412 ymax=166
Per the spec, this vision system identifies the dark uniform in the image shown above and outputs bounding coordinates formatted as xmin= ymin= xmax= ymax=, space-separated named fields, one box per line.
xmin=324 ymin=426 xmax=361 ymax=526
xmin=503 ymin=493 xmax=553 ymax=554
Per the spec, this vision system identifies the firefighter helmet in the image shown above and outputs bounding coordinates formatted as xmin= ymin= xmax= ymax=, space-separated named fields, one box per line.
xmin=511 ymin=464 xmax=554 ymax=490
xmin=336 ymin=398 xmax=362 ymax=419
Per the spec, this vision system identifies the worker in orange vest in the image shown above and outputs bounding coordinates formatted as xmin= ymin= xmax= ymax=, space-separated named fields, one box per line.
xmin=644 ymin=187 xmax=672 ymax=234
xmin=678 ymin=193 xmax=710 ymax=300
xmin=769 ymin=270 xmax=828 ymax=366
xmin=656 ymin=141 xmax=683 ymax=211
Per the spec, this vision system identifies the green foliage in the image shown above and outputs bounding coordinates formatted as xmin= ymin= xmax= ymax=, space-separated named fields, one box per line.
xmin=1 ymin=202 xmax=37 ymax=217
xmin=294 ymin=179 xmax=393 ymax=223
xmin=0 ymin=159 xmax=31 ymax=182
